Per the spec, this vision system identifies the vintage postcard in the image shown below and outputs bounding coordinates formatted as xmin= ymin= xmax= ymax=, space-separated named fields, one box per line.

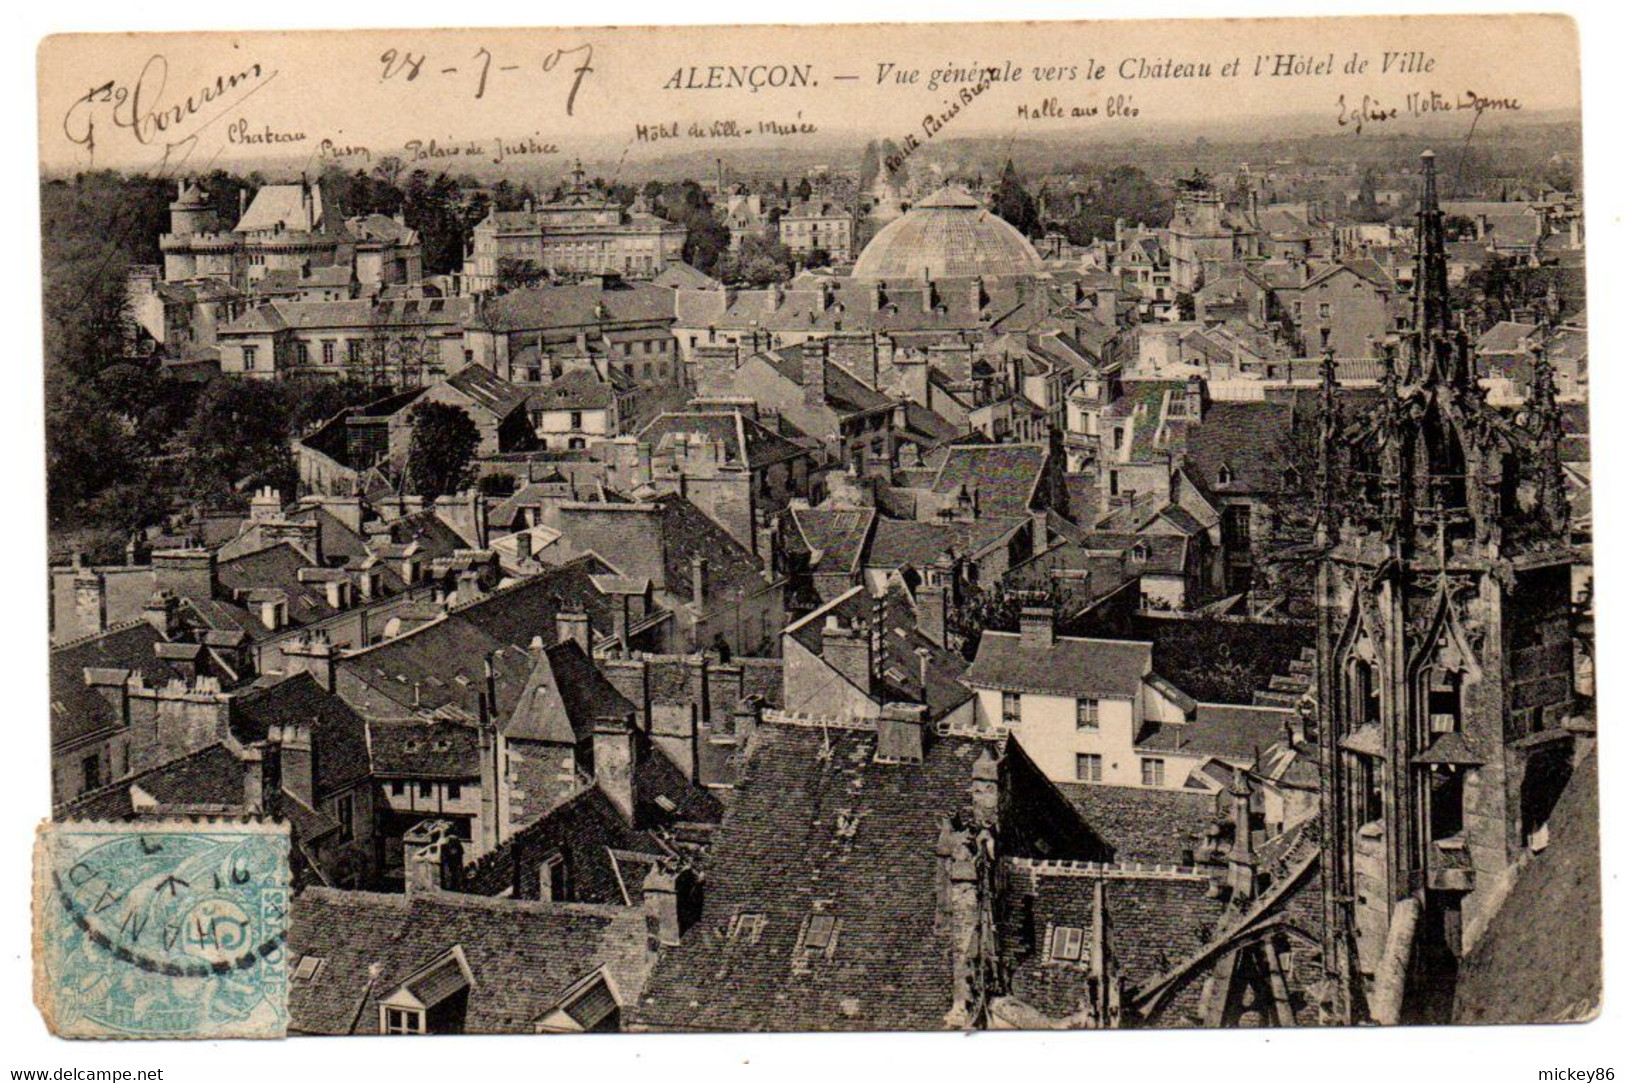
xmin=34 ymin=13 xmax=1595 ymax=1038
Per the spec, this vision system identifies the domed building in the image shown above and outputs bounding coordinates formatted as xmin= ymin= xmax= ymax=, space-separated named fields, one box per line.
xmin=851 ymin=185 xmax=1044 ymax=280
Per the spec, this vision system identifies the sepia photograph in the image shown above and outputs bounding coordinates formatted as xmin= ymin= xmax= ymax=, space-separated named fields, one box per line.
xmin=7 ymin=1 xmax=1618 ymax=1074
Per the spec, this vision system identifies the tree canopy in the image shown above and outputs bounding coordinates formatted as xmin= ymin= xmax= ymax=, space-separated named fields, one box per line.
xmin=404 ymin=401 xmax=479 ymax=498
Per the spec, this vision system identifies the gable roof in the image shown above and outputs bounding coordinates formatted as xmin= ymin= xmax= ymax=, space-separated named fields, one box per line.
xmin=963 ymin=632 xmax=1152 ymax=700
xmin=633 ymin=722 xmax=993 ymax=1031
xmin=289 ymin=889 xmax=649 ymax=1034
xmin=231 ymin=672 xmax=373 ymax=799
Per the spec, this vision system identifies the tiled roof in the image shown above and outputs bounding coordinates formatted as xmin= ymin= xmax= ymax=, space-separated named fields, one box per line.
xmin=231 ymin=673 xmax=374 ymax=799
xmin=789 ymin=507 xmax=874 ymax=575
xmin=525 ymin=368 xmax=617 ymax=412
xmin=1453 ymin=748 xmax=1600 ymax=1023
xmin=367 ymin=719 xmax=482 ymax=778
xmin=504 ymin=639 xmax=635 ymax=744
xmin=51 ymin=623 xmax=185 ymax=749
xmin=640 ymin=411 xmax=807 ymax=471
xmin=865 ymin=516 xmax=1022 ymax=571
xmin=127 ymin=743 xmax=246 ymax=807
xmin=445 ymin=364 xmax=530 ymax=419
xmin=1055 ymin=782 xmax=1216 ymax=864
xmin=1182 ymin=401 xmax=1297 ymax=495
xmin=1135 ymin=703 xmax=1297 ymax=763
xmin=289 ymin=888 xmax=650 ymax=1034
xmin=633 ymin=723 xmax=993 ymax=1031
xmin=486 ymin=282 xmax=677 ymax=332
xmin=787 ymin=584 xmax=971 ymax=721
xmin=930 ymin=444 xmax=1051 ymax=519
xmin=963 ymin=632 xmax=1152 ymax=700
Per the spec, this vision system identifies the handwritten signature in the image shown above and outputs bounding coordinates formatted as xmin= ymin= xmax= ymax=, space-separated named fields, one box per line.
xmin=62 ymin=54 xmax=277 ymax=166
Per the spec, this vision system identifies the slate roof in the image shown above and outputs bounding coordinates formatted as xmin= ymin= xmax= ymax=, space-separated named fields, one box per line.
xmin=128 ymin=743 xmax=247 ymax=806
xmin=639 ymin=411 xmax=807 ymax=471
xmin=368 ymin=719 xmax=482 ymax=778
xmin=1055 ymin=783 xmax=1217 ymax=864
xmin=929 ymin=444 xmax=1051 ymax=519
xmin=485 ymin=282 xmax=677 ymax=332
xmin=1453 ymin=748 xmax=1600 ymax=1024
xmin=1136 ymin=703 xmax=1297 ymax=763
xmin=51 ymin=623 xmax=186 ymax=750
xmin=788 ymin=507 xmax=874 ymax=576
xmin=963 ymin=632 xmax=1153 ymax=700
xmin=289 ymin=888 xmax=650 ymax=1034
xmin=787 ymin=585 xmax=972 ymax=722
xmin=504 ymin=639 xmax=636 ymax=744
xmin=445 ymin=364 xmax=530 ymax=419
xmin=633 ymin=723 xmax=994 ymax=1031
xmin=526 ymin=368 xmax=617 ymax=412
xmin=230 ymin=673 xmax=373 ymax=799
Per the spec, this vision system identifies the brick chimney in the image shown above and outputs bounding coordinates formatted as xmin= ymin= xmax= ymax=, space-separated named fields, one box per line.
xmin=404 ymin=820 xmax=465 ymax=896
xmin=1185 ymin=374 xmax=1209 ymax=421
xmin=556 ymin=609 xmax=591 ymax=653
xmin=593 ymin=714 xmax=638 ymax=824
xmin=876 ymin=702 xmax=927 ymax=764
xmin=821 ymin=616 xmax=872 ymax=694
xmin=1019 ymin=606 xmax=1055 ymax=650
xmin=274 ymin=723 xmax=315 ymax=808
xmin=513 ymin=531 xmax=533 ymax=564
xmin=803 ymin=341 xmax=828 ymax=407
xmin=689 ymin=556 xmax=709 ymax=606
xmin=73 ymin=570 xmax=107 ymax=636
xmin=142 ymin=591 xmax=182 ymax=638
xmin=917 ymin=582 xmax=947 ymax=648
xmin=283 ymin=631 xmax=336 ymax=692
xmin=642 ymin=864 xmax=683 ymax=948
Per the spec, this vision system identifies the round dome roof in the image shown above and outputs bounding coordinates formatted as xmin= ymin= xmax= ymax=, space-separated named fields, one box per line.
xmin=852 ymin=185 xmax=1043 ymax=280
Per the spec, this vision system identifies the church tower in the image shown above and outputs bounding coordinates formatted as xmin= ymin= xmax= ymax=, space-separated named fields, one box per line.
xmin=1313 ymin=151 xmax=1579 ymax=1024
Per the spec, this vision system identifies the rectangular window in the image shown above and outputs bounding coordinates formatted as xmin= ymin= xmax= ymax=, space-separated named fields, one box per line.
xmin=242 ymin=345 xmax=258 ymax=370
xmin=295 ymin=341 xmax=309 ymax=365
xmin=1141 ymin=758 xmax=1166 ymax=787
xmin=731 ymin=912 xmax=767 ymax=943
xmin=446 ymin=783 xmax=462 ymax=801
xmin=418 ymin=781 xmax=432 ymax=798
xmin=336 ymin=795 xmax=354 ymax=842
xmin=804 ymin=913 xmax=837 ymax=952
xmin=1001 ymin=692 xmax=1021 ymax=726
xmin=569 ymin=411 xmax=583 ymax=429
xmin=383 ymin=1007 xmax=425 ymax=1035
xmin=390 ymin=780 xmax=405 ymax=797
xmin=1076 ymin=698 xmax=1099 ymax=729
xmin=1050 ymin=925 xmax=1085 ymax=963
xmin=322 ymin=340 xmax=336 ymax=365
xmin=348 ymin=340 xmax=363 ymax=364
xmin=81 ymin=754 xmax=101 ymax=793
xmin=1076 ymin=753 xmax=1102 ymax=782
xmin=1318 ymin=302 xmax=1332 ymax=319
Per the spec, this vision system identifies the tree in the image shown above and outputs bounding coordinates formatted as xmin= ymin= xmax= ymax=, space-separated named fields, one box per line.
xmin=656 ymin=181 xmax=731 ymax=275
xmin=991 ymin=159 xmax=1040 ymax=238
xmin=403 ymin=401 xmax=479 ymax=498
xmin=803 ymin=247 xmax=833 ymax=270
xmin=497 ymin=257 xmax=548 ymax=293
xmin=721 ymin=234 xmax=795 ymax=287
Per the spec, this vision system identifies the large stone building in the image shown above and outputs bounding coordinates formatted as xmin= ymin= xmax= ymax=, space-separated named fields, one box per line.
xmin=160 ymin=178 xmax=422 ymax=289
xmin=464 ymin=162 xmax=687 ymax=291
xmin=1313 ymin=152 xmax=1584 ymax=1025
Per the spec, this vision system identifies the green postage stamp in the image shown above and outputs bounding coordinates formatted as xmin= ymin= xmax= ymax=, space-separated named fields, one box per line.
xmin=33 ymin=819 xmax=291 ymax=1039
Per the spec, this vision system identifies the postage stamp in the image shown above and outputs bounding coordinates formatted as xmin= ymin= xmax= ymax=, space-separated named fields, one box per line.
xmin=33 ymin=819 xmax=291 ymax=1040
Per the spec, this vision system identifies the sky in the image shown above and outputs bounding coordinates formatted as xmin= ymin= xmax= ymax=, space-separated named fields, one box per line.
xmin=37 ymin=14 xmax=1580 ymax=179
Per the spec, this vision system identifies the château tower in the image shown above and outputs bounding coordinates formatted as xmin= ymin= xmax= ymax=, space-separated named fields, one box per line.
xmin=1313 ymin=151 xmax=1579 ymax=1024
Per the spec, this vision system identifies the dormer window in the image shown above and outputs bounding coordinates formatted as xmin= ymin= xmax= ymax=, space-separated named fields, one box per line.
xmin=1217 ymin=464 xmax=1234 ymax=486
xmin=802 ymin=912 xmax=838 ymax=955
xmin=729 ymin=912 xmax=767 ymax=943
xmin=383 ymin=1007 xmax=425 ymax=1035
